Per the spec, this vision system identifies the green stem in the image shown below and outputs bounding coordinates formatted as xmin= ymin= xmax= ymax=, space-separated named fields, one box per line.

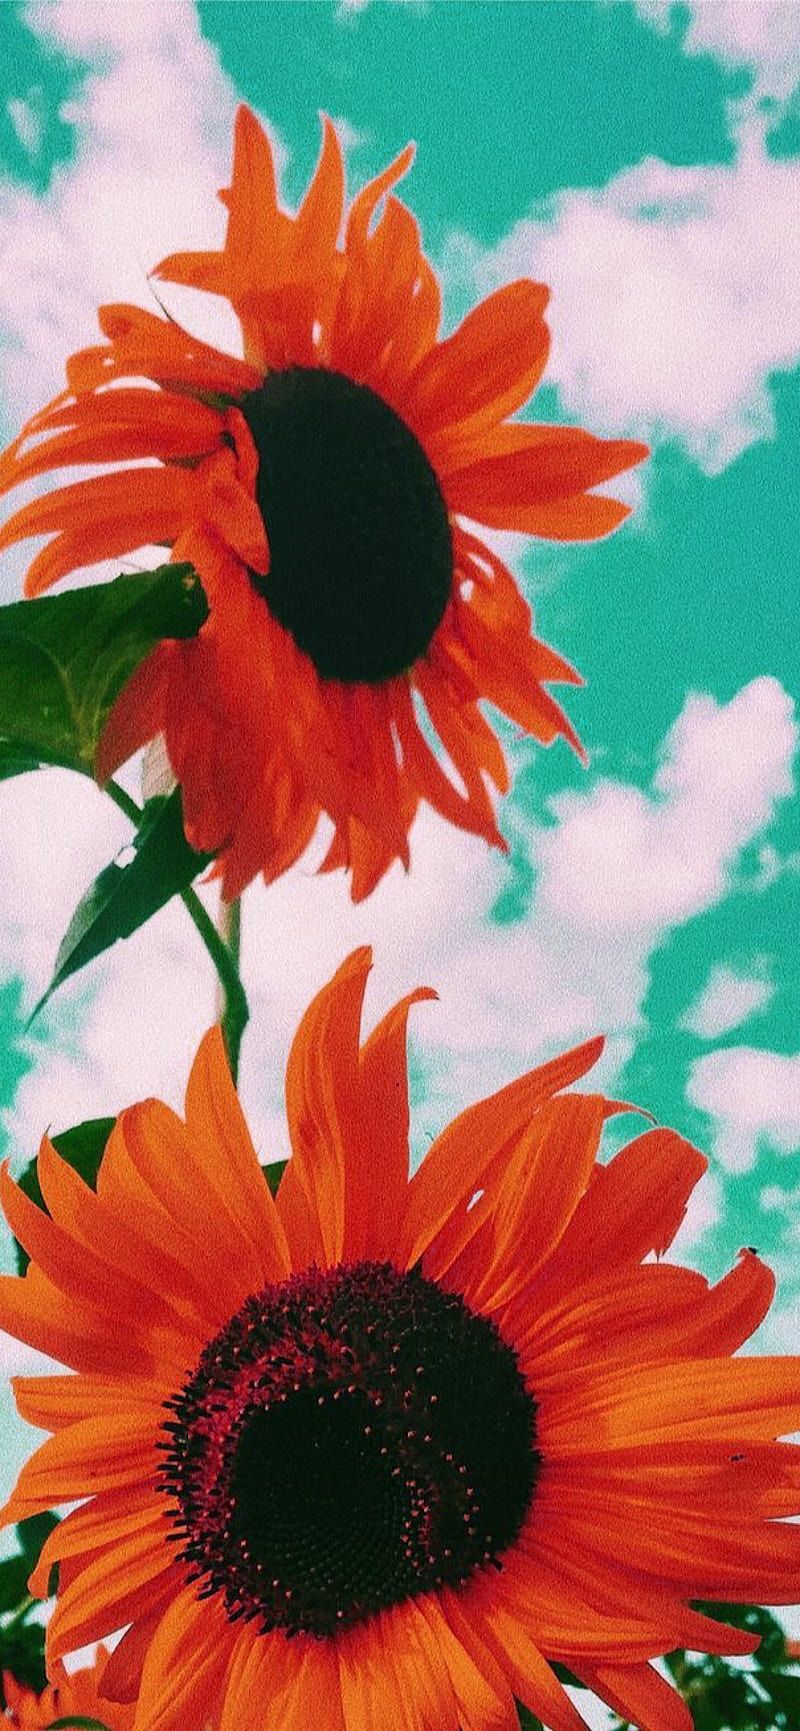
xmin=105 ymin=779 xmax=249 ymax=1082
xmin=217 ymin=894 xmax=246 ymax=1083
xmin=3 ymin=1593 xmax=34 ymax=1627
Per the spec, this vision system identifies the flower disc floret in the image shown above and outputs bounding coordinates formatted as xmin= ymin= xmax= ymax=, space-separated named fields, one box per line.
xmin=242 ymin=368 xmax=453 ymax=682
xmin=160 ymin=1260 xmax=537 ymax=1636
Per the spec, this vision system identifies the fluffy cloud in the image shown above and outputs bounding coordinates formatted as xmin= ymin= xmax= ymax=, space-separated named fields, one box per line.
xmin=537 ymin=677 xmax=795 ymax=933
xmin=0 ymin=2 xmax=242 ymax=486
xmin=635 ymin=1 xmax=800 ymax=105
xmin=681 ymin=962 xmax=774 ymax=1039
xmin=688 ymin=1044 xmax=800 ymax=1172
xmin=459 ymin=123 xmax=800 ymax=472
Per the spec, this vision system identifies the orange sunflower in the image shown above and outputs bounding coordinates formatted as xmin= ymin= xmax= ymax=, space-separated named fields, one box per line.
xmin=0 ymin=107 xmax=646 ymax=900
xmin=3 ymin=1649 xmax=133 ymax=1731
xmin=1 ymin=950 xmax=799 ymax=1731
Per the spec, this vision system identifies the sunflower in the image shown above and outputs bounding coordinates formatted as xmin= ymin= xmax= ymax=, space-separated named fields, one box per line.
xmin=0 ymin=108 xmax=647 ymax=900
xmin=1 ymin=950 xmax=799 ymax=1731
xmin=3 ymin=1649 xmax=133 ymax=1731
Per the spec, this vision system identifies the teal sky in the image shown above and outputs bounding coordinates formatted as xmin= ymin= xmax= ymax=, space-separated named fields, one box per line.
xmin=0 ymin=4 xmax=798 ymax=1633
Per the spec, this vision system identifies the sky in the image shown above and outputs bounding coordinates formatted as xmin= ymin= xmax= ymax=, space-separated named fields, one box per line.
xmin=0 ymin=0 xmax=798 ymax=1703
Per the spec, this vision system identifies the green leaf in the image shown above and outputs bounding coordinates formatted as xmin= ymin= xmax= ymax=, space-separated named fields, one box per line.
xmin=0 ymin=562 xmax=206 ymax=778
xmin=765 ymin=1671 xmax=800 ymax=1716
xmin=14 ymin=1119 xmax=114 ymax=1275
xmin=0 ymin=1556 xmax=30 ymax=1615
xmin=515 ymin=1707 xmax=544 ymax=1730
xmin=16 ymin=1514 xmax=59 ymax=1568
xmin=262 ymin=1159 xmax=288 ymax=1197
xmin=551 ymin=1663 xmax=585 ymax=1690
xmin=33 ymin=791 xmax=211 ymax=1018
xmin=46 ymin=1719 xmax=113 ymax=1730
xmin=0 ymin=1619 xmax=47 ymax=1701
xmin=0 ymin=741 xmax=45 ymax=780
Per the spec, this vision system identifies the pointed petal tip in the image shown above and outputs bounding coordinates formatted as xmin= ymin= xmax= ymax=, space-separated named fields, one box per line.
xmin=341 ymin=943 xmax=374 ymax=975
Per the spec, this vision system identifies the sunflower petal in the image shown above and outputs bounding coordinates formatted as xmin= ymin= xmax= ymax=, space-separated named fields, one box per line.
xmin=402 ymin=1036 xmax=604 ymax=1268
xmin=577 ymin=1661 xmax=693 ymax=1731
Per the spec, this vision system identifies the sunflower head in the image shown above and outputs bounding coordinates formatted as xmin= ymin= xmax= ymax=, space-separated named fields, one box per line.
xmin=0 ymin=108 xmax=647 ymax=900
xmin=0 ymin=949 xmax=798 ymax=1731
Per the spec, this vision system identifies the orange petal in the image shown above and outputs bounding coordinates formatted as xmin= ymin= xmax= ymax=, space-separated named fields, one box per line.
xmin=465 ymin=1094 xmax=614 ymax=1313
xmin=541 ymin=1126 xmax=707 ymax=1292
xmin=392 ymin=680 xmax=505 ymax=847
xmin=523 ymin=1249 xmax=774 ymax=1377
xmin=401 ymin=1035 xmax=604 ymax=1269
xmin=578 ymin=1662 xmax=693 ymax=1731
xmin=40 ymin=1119 xmax=221 ymax=1340
xmin=445 ymin=424 xmax=648 ymax=532
xmin=0 ymin=1410 xmax=157 ymax=1527
xmin=352 ymin=987 xmax=436 ymax=1261
xmin=99 ymin=1606 xmax=171 ymax=1704
xmin=0 ymin=390 xmax=224 ymax=496
xmin=540 ymin=1356 xmax=800 ymax=1452
xmin=131 ymin=1587 xmax=236 ymax=1731
xmin=0 ymin=1159 xmax=189 ymax=1343
xmin=277 ymin=948 xmax=372 ymax=1268
xmin=47 ymin=1563 xmax=184 ymax=1672
xmin=84 ymin=303 xmax=260 ymax=397
xmin=0 ymin=1267 xmax=155 ymax=1380
xmin=295 ymin=114 xmax=345 ymax=253
xmin=12 ymin=1370 xmax=164 ymax=1434
xmin=338 ymin=1599 xmax=459 ymax=1731
xmin=221 ymin=1628 xmax=344 ymax=1731
xmin=184 ymin=1026 xmax=291 ymax=1281
xmin=117 ymin=1099 xmax=263 ymax=1316
xmin=28 ymin=1484 xmax=166 ymax=1597
xmin=410 ymin=280 xmax=550 ymax=450
xmin=423 ymin=1591 xmax=519 ymax=1731
xmin=465 ymin=1587 xmax=590 ymax=1731
xmin=96 ymin=645 xmax=170 ymax=782
xmin=346 ymin=142 xmax=416 ymax=251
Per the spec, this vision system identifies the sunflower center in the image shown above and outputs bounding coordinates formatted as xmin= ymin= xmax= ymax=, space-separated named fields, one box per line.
xmin=240 ymin=367 xmax=453 ymax=683
xmin=159 ymin=1260 xmax=537 ymax=1638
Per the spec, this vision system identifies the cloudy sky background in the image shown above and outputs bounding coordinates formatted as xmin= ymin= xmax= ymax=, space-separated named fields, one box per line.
xmin=0 ymin=0 xmax=798 ymax=1701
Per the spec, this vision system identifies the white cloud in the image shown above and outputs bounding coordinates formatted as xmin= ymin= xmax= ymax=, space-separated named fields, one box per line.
xmin=0 ymin=0 xmax=243 ymax=474
xmin=681 ymin=962 xmax=773 ymax=1039
xmin=538 ymin=678 xmax=796 ymax=934
xmin=6 ymin=95 xmax=43 ymax=156
xmin=669 ymin=1164 xmax=723 ymax=1255
xmin=688 ymin=1045 xmax=800 ymax=1172
xmin=455 ymin=122 xmax=800 ymax=471
xmin=635 ymin=1 xmax=800 ymax=105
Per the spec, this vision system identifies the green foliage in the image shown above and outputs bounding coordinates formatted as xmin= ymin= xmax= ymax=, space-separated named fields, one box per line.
xmin=0 ymin=1555 xmax=30 ymax=1616
xmin=609 ymin=1604 xmax=800 ymax=1731
xmin=0 ymin=1516 xmax=61 ymax=1705
xmin=0 ymin=563 xmax=206 ymax=778
xmin=33 ymin=791 xmax=211 ymax=1018
xmin=0 ymin=1618 xmax=47 ymax=1702
xmin=0 ymin=565 xmax=216 ymax=1008
xmin=262 ymin=1158 xmax=288 ymax=1196
xmin=16 ymin=1515 xmax=59 ymax=1570
xmin=14 ymin=1118 xmax=114 ymax=1274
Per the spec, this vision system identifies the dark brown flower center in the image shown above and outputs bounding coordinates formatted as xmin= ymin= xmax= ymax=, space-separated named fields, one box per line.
xmin=159 ymin=1260 xmax=538 ymax=1638
xmin=240 ymin=367 xmax=453 ymax=683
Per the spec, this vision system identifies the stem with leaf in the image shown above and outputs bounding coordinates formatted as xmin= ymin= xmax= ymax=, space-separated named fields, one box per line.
xmin=105 ymin=780 xmax=248 ymax=1081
